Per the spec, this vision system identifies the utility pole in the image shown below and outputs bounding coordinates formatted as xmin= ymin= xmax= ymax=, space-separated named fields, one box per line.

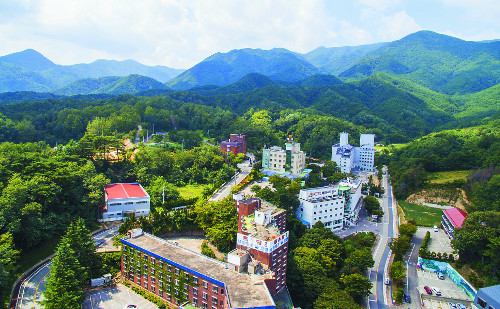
xmin=153 ymin=124 xmax=155 ymax=135
xmin=162 ymin=186 xmax=165 ymax=204
xmin=182 ymin=139 xmax=184 ymax=151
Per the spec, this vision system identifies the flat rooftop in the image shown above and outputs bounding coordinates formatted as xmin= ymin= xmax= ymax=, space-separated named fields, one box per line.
xmin=122 ymin=233 xmax=275 ymax=309
xmin=241 ymin=200 xmax=286 ymax=241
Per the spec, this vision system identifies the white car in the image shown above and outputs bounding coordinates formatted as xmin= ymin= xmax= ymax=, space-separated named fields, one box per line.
xmin=432 ymin=287 xmax=442 ymax=296
xmin=123 ymin=306 xmax=137 ymax=309
xmin=384 ymin=278 xmax=390 ymax=285
xmin=434 ymin=226 xmax=439 ymax=232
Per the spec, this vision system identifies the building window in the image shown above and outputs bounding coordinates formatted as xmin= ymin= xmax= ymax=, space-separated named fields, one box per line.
xmin=212 ymin=286 xmax=218 ymax=294
xmin=159 ymin=281 xmax=163 ymax=287
xmin=175 ymin=268 xmax=180 ymax=275
xmin=220 ymin=300 xmax=224 ymax=306
xmin=144 ymin=255 xmax=148 ymax=261
xmin=159 ymin=261 xmax=163 ymax=267
xmin=477 ymin=298 xmax=487 ymax=308
xmin=151 ymin=268 xmax=155 ymax=275
xmin=203 ymin=292 xmax=208 ymax=300
xmin=193 ymin=298 xmax=198 ymax=306
xmin=143 ymin=274 xmax=148 ymax=280
xmin=203 ymin=281 xmax=208 ymax=289
xmin=193 ymin=288 xmax=198 ymax=296
xmin=144 ymin=265 xmax=148 ymax=272
xmin=167 ymin=275 xmax=171 ymax=282
xmin=175 ymin=288 xmax=179 ymax=295
xmin=202 ymin=302 xmax=208 ymax=309
xmin=193 ymin=277 xmax=198 ymax=284
xmin=184 ymin=283 xmax=189 ymax=290
xmin=212 ymin=297 xmax=217 ymax=304
xmin=159 ymin=272 xmax=163 ymax=279
xmin=151 ymin=277 xmax=156 ymax=284
xmin=220 ymin=288 xmax=224 ymax=295
xmin=159 ymin=290 xmax=163 ymax=297
xmin=151 ymin=286 xmax=156 ymax=293
xmin=167 ymin=286 xmax=171 ymax=292
xmin=143 ymin=282 xmax=147 ymax=288
xmin=175 ymin=279 xmax=179 ymax=286
xmin=175 ymin=299 xmax=180 ymax=305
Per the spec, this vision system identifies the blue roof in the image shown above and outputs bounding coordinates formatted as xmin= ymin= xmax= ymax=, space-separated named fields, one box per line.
xmin=300 ymin=219 xmax=310 ymax=226
xmin=477 ymin=284 xmax=500 ymax=305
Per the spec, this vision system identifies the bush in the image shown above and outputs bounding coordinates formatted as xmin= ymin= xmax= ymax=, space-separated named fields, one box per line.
xmin=201 ymin=241 xmax=216 ymax=258
xmin=395 ymin=288 xmax=404 ymax=305
xmin=123 ymin=280 xmax=167 ymax=308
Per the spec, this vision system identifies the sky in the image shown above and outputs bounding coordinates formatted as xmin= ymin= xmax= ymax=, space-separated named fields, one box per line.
xmin=0 ymin=0 xmax=499 ymax=69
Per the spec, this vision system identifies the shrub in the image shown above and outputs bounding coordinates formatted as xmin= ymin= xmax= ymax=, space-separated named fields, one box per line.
xmin=395 ymin=288 xmax=404 ymax=305
xmin=201 ymin=241 xmax=216 ymax=258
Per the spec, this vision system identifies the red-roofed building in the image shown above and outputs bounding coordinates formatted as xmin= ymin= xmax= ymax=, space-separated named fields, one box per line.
xmin=442 ymin=208 xmax=467 ymax=239
xmin=102 ymin=183 xmax=150 ymax=222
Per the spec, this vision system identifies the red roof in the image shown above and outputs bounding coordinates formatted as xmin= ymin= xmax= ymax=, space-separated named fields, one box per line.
xmin=105 ymin=183 xmax=148 ymax=200
xmin=443 ymin=208 xmax=467 ymax=228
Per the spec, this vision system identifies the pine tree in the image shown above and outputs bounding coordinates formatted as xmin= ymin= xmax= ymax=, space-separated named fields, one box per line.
xmin=64 ymin=218 xmax=100 ymax=281
xmin=43 ymin=241 xmax=85 ymax=309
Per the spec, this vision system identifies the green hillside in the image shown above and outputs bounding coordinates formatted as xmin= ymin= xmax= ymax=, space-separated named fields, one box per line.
xmin=166 ymin=48 xmax=321 ymax=90
xmin=340 ymin=31 xmax=500 ymax=95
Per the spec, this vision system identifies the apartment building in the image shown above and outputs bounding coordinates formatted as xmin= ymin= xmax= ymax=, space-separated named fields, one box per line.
xmin=296 ymin=186 xmax=345 ymax=231
xmin=262 ymin=136 xmax=307 ymax=179
xmin=220 ymin=134 xmax=246 ymax=155
xmin=331 ymin=132 xmax=375 ymax=173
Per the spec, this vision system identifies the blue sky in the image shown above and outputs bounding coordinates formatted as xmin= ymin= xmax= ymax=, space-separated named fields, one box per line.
xmin=0 ymin=0 xmax=498 ymax=69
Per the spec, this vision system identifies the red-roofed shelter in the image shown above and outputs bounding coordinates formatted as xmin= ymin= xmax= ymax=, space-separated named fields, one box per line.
xmin=442 ymin=208 xmax=467 ymax=240
xmin=102 ymin=183 xmax=150 ymax=222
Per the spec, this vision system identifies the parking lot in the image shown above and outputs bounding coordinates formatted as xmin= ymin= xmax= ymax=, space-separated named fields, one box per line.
xmin=417 ymin=269 xmax=472 ymax=309
xmin=83 ymin=284 xmax=158 ymax=309
xmin=424 ymin=227 xmax=454 ymax=255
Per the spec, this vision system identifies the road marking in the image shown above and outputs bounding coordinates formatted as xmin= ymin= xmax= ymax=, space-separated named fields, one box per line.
xmin=32 ymin=267 xmax=50 ymax=309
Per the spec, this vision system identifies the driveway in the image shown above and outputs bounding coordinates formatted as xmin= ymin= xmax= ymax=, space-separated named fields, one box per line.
xmin=83 ymin=284 xmax=158 ymax=309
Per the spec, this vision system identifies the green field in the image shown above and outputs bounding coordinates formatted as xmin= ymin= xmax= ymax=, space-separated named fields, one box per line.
xmin=177 ymin=184 xmax=209 ymax=199
xmin=398 ymin=201 xmax=443 ymax=227
xmin=428 ymin=170 xmax=470 ymax=184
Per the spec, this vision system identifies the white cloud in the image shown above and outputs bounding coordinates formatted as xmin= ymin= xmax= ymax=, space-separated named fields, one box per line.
xmin=377 ymin=10 xmax=422 ymax=41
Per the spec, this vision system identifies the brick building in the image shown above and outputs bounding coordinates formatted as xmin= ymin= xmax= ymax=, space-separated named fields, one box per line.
xmin=220 ymin=134 xmax=246 ymax=155
xmin=121 ymin=229 xmax=276 ymax=309
xmin=233 ymin=197 xmax=288 ymax=293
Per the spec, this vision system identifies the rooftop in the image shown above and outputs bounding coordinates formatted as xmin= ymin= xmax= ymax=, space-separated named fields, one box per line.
xmin=241 ymin=200 xmax=286 ymax=241
xmin=122 ymin=233 xmax=275 ymax=309
xmin=105 ymin=183 xmax=149 ymax=200
xmin=443 ymin=208 xmax=467 ymax=228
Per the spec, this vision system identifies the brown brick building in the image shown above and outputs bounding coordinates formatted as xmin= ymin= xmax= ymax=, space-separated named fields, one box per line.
xmin=220 ymin=134 xmax=246 ymax=155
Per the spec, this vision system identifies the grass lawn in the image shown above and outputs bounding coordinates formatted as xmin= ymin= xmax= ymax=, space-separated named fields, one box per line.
xmin=428 ymin=170 xmax=471 ymax=184
xmin=177 ymin=184 xmax=209 ymax=199
xmin=398 ymin=201 xmax=443 ymax=227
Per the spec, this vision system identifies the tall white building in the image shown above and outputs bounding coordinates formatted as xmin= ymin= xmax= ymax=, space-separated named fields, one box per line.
xmin=262 ymin=136 xmax=307 ymax=179
xmin=331 ymin=132 xmax=375 ymax=173
xmin=296 ymin=178 xmax=363 ymax=230
xmin=296 ymin=186 xmax=345 ymax=231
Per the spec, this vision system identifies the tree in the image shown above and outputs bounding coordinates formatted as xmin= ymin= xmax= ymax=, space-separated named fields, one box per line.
xmin=363 ymin=196 xmax=380 ymax=214
xmin=317 ymin=239 xmax=345 ymax=276
xmin=300 ymin=221 xmax=340 ymax=249
xmin=399 ymin=223 xmax=417 ymax=239
xmin=43 ymin=241 xmax=85 ymax=309
xmin=0 ymin=233 xmax=20 ymax=290
xmin=342 ymin=273 xmax=372 ymax=302
xmin=388 ymin=236 xmax=411 ymax=261
xmin=344 ymin=249 xmax=374 ymax=273
xmin=314 ymin=281 xmax=363 ymax=309
xmin=389 ymin=260 xmax=406 ymax=285
xmin=485 ymin=236 xmax=500 ymax=275
xmin=63 ymin=218 xmax=100 ymax=281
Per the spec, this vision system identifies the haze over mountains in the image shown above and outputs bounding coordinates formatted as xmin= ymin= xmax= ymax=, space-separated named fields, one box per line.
xmin=0 ymin=30 xmax=499 ymax=97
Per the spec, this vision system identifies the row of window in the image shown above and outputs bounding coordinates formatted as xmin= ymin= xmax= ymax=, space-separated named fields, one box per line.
xmin=109 ymin=200 xmax=148 ymax=206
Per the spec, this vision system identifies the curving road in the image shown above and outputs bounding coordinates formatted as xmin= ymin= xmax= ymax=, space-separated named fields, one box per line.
xmin=368 ymin=169 xmax=395 ymax=309
xmin=16 ymin=226 xmax=120 ymax=309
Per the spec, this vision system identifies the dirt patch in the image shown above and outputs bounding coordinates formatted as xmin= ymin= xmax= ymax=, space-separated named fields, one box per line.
xmin=406 ymin=188 xmax=469 ymax=211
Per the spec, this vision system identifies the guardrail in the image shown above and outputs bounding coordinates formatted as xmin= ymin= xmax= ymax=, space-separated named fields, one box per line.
xmin=10 ymin=227 xmax=107 ymax=309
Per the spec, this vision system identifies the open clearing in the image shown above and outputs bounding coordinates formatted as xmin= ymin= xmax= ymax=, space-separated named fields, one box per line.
xmin=428 ymin=170 xmax=470 ymax=184
xmin=177 ymin=184 xmax=209 ymax=199
xmin=399 ymin=201 xmax=443 ymax=227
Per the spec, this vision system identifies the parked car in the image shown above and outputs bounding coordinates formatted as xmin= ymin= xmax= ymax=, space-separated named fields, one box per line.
xmin=456 ymin=303 xmax=466 ymax=309
xmin=424 ymin=286 xmax=432 ymax=294
xmin=448 ymin=302 xmax=457 ymax=309
xmin=432 ymin=287 xmax=442 ymax=295
xmin=384 ymin=278 xmax=390 ymax=285
xmin=123 ymin=306 xmax=137 ymax=309
xmin=437 ymin=272 xmax=445 ymax=280
xmin=403 ymin=293 xmax=411 ymax=303
xmin=434 ymin=226 xmax=439 ymax=232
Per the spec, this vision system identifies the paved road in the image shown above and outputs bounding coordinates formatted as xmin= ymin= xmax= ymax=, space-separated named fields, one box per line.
xmin=368 ymin=169 xmax=395 ymax=309
xmin=16 ymin=226 xmax=120 ymax=309
xmin=209 ymin=158 xmax=253 ymax=201
xmin=405 ymin=229 xmax=423 ymax=308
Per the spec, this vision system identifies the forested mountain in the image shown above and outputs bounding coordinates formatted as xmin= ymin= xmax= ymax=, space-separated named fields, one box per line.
xmin=0 ymin=49 xmax=184 ymax=92
xmin=166 ymin=48 xmax=321 ymax=90
xmin=54 ymin=74 xmax=169 ymax=96
xmin=339 ymin=31 xmax=500 ymax=94
xmin=303 ymin=42 xmax=388 ymax=75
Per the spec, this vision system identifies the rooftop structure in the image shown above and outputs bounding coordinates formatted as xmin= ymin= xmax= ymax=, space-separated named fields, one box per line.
xmin=331 ymin=132 xmax=375 ymax=174
xmin=102 ymin=183 xmax=150 ymax=222
xmin=220 ymin=134 xmax=246 ymax=155
xmin=473 ymin=284 xmax=500 ymax=309
xmin=261 ymin=136 xmax=308 ymax=180
xmin=442 ymin=208 xmax=468 ymax=240
xmin=121 ymin=231 xmax=276 ymax=309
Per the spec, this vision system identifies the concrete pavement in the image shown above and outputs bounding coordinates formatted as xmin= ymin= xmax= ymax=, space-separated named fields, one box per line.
xmin=209 ymin=159 xmax=253 ymax=201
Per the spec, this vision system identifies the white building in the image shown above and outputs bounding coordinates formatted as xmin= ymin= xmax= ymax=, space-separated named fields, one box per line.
xmin=331 ymin=132 xmax=375 ymax=173
xmin=262 ymin=135 xmax=307 ymax=179
xmin=296 ymin=186 xmax=345 ymax=231
xmin=297 ymin=178 xmax=363 ymax=230
xmin=101 ymin=183 xmax=150 ymax=221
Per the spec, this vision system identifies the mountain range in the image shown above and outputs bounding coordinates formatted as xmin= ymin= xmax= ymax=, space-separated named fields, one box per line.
xmin=0 ymin=30 xmax=499 ymax=96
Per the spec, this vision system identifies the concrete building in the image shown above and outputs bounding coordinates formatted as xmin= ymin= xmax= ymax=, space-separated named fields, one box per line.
xmin=102 ymin=183 xmax=150 ymax=222
xmin=331 ymin=132 xmax=375 ymax=173
xmin=442 ymin=208 xmax=467 ymax=240
xmin=121 ymin=229 xmax=277 ymax=309
xmin=262 ymin=136 xmax=307 ymax=179
xmin=296 ymin=186 xmax=345 ymax=231
xmin=473 ymin=284 xmax=500 ymax=309
xmin=233 ymin=197 xmax=288 ymax=293
xmin=220 ymin=134 xmax=246 ymax=155
xmin=296 ymin=179 xmax=362 ymax=230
